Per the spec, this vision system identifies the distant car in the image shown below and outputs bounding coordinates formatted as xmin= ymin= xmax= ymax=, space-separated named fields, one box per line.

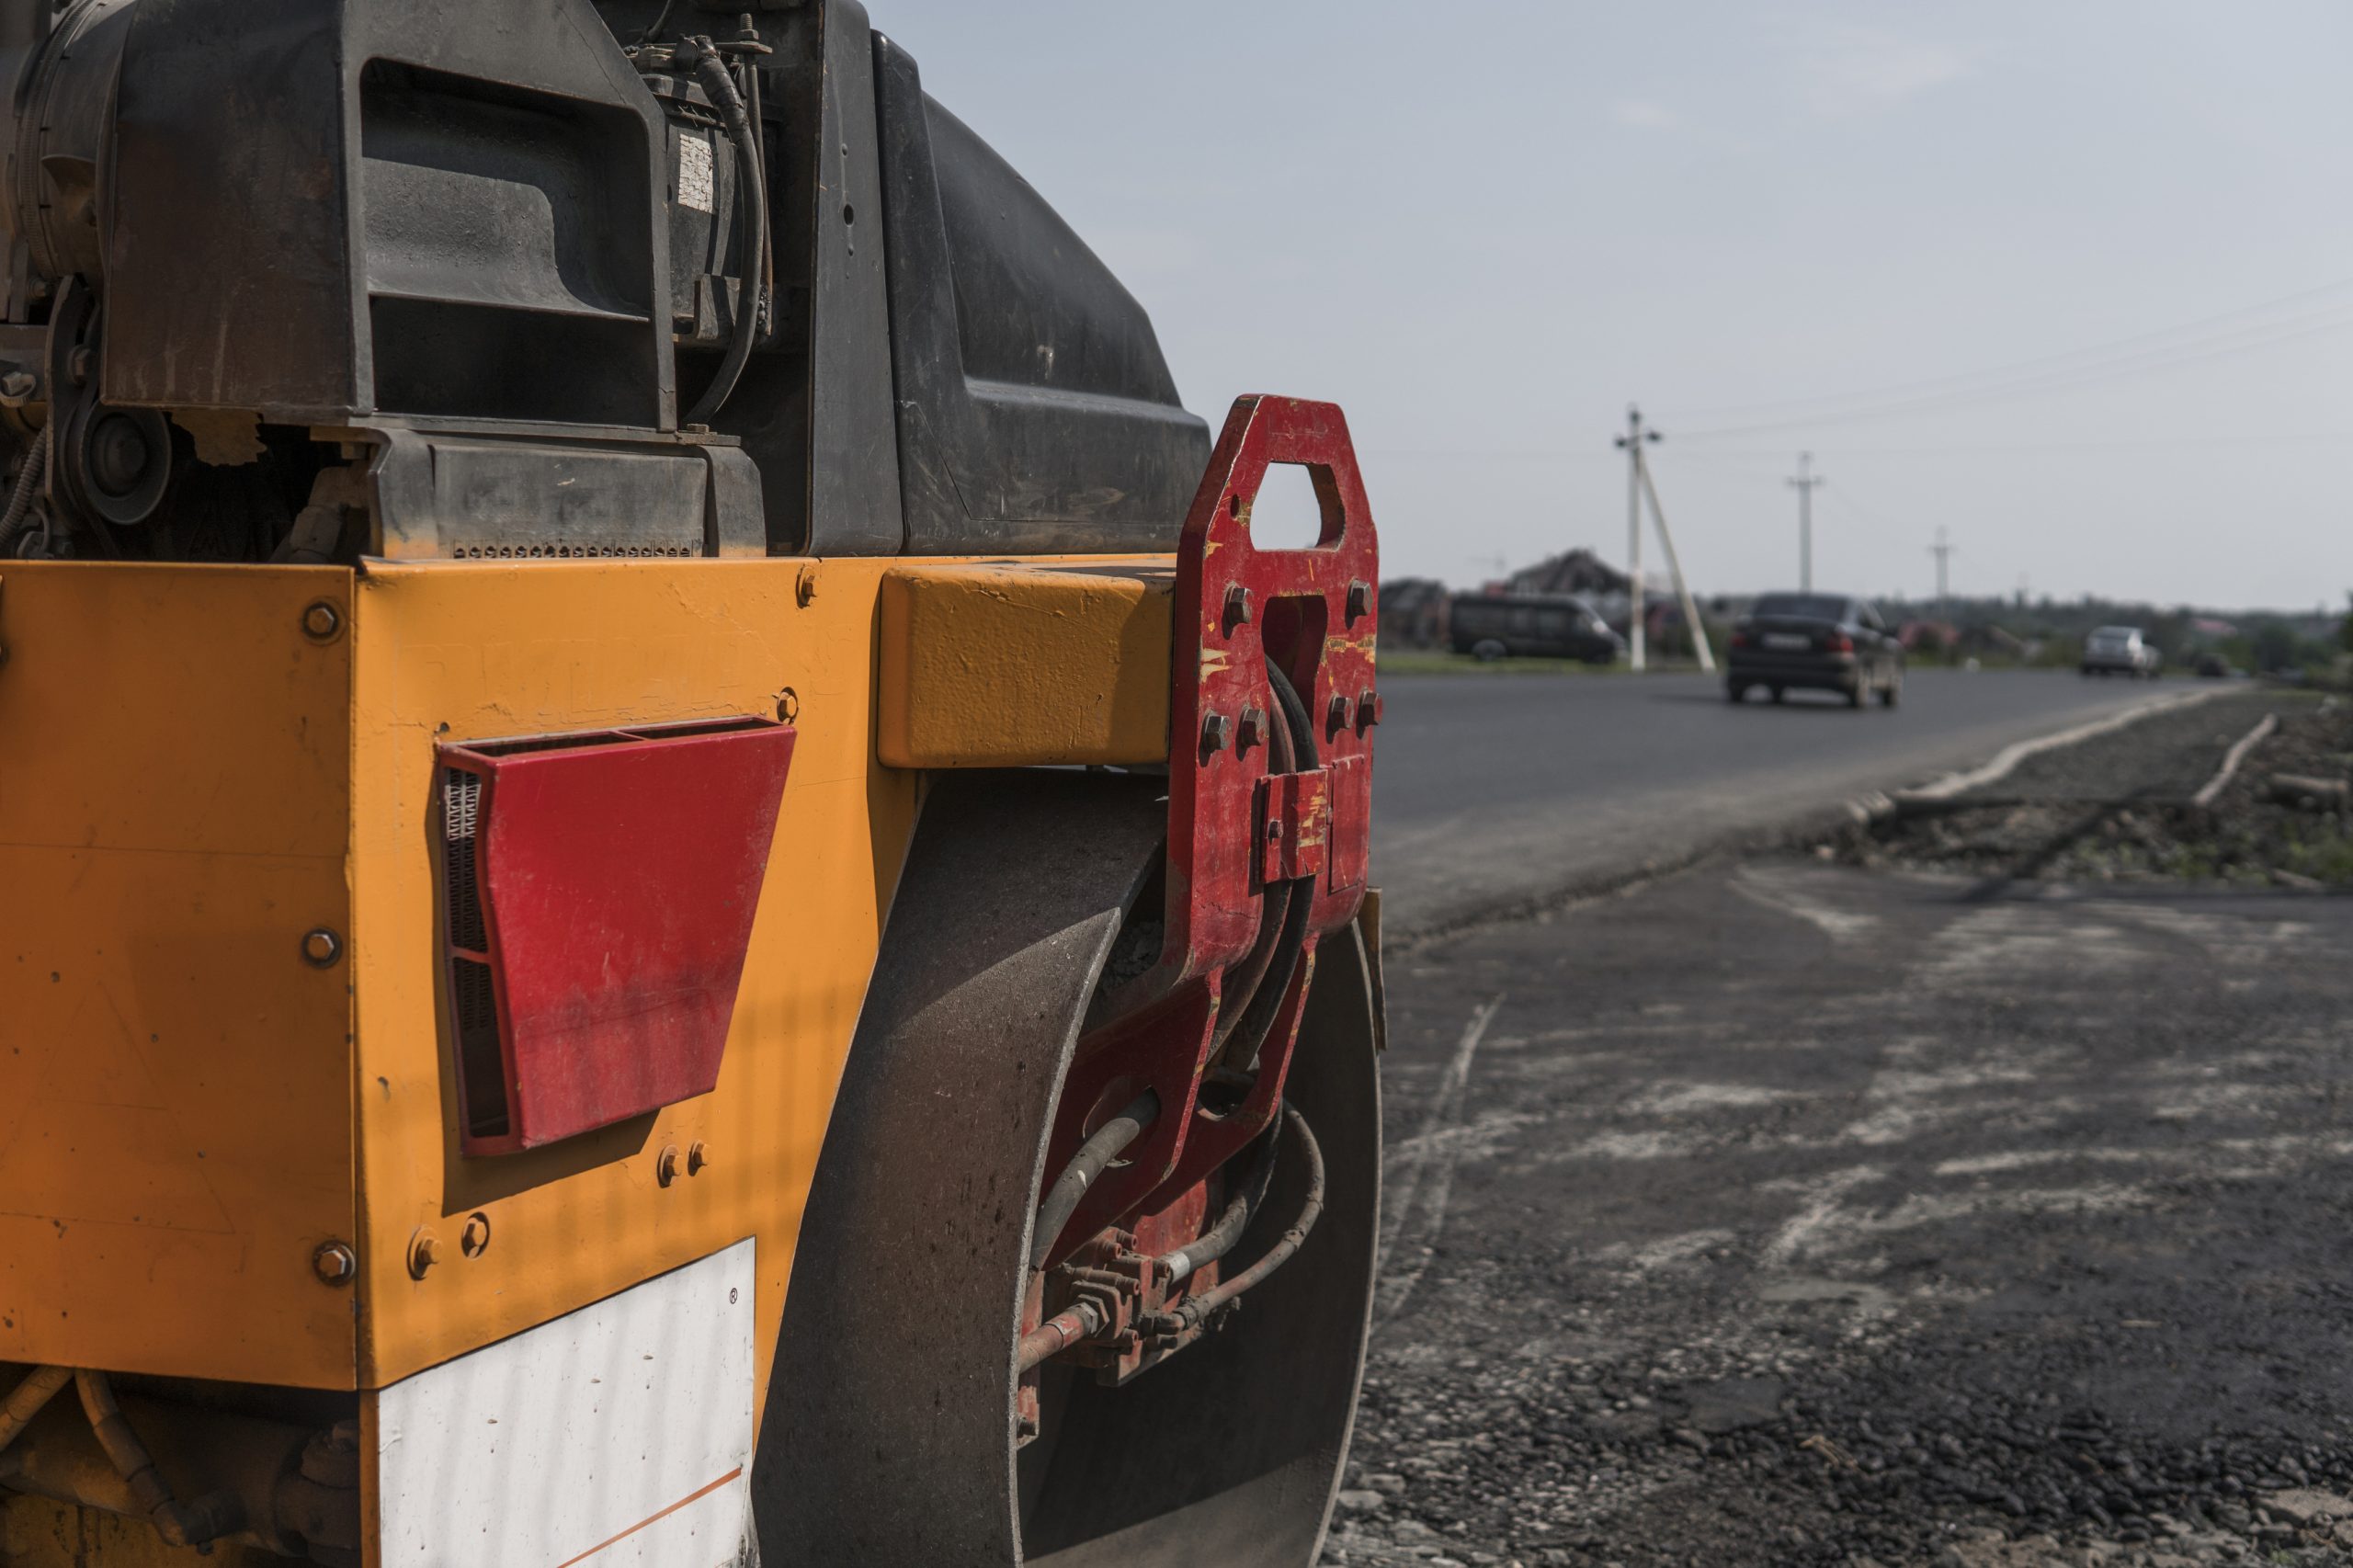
xmin=2082 ymin=625 xmax=2161 ymax=678
xmin=1449 ymin=592 xmax=1626 ymax=665
xmin=1725 ymin=592 xmax=1904 ymax=709
xmin=2194 ymin=652 xmax=2233 ymax=679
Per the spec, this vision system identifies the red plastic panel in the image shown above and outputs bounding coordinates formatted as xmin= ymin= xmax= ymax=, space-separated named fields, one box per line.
xmin=438 ymin=718 xmax=796 ymax=1153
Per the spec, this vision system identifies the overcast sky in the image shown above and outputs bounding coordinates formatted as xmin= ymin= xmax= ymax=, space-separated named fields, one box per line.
xmin=877 ymin=1 xmax=2352 ymax=612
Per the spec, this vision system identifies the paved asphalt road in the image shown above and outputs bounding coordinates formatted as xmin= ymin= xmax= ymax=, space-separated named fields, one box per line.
xmin=1372 ymin=670 xmax=2184 ymax=937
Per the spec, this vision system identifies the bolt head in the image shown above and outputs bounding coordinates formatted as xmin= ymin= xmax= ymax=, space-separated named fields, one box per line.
xmin=460 ymin=1212 xmax=493 ymax=1258
xmin=1346 ymin=580 xmax=1372 ymax=623
xmin=1236 ymin=706 xmax=1267 ymax=750
xmin=1222 ymin=585 xmax=1254 ymax=631
xmin=301 ymin=601 xmax=342 ymax=642
xmin=301 ymin=928 xmax=343 ymax=968
xmin=407 ymin=1229 xmax=442 ymax=1279
xmin=687 ymin=1141 xmax=711 ymax=1176
xmin=656 ymin=1143 xmax=683 ymax=1187
xmin=0 ymin=369 xmax=35 ymax=401
xmin=1199 ymin=711 xmax=1232 ymax=755
xmin=1357 ymin=688 xmax=1381 ymax=730
xmin=313 ymin=1241 xmax=357 ymax=1286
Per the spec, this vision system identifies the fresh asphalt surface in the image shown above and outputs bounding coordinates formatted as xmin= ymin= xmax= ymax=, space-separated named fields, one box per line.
xmin=1372 ymin=670 xmax=2175 ymax=936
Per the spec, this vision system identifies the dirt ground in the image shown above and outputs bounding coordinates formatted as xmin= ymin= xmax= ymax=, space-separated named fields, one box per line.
xmin=1324 ymin=693 xmax=2353 ymax=1568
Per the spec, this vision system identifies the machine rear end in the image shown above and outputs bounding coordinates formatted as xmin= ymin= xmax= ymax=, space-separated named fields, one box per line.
xmin=0 ymin=4 xmax=1385 ymax=1564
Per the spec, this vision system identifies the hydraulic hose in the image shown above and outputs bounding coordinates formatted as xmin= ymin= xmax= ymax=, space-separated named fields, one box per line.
xmin=75 ymin=1369 xmax=245 ymax=1550
xmin=679 ymin=40 xmax=766 ymax=427
xmin=1156 ymin=1112 xmax=1280 ymax=1286
xmin=1151 ymin=1102 xmax=1324 ymax=1335
xmin=1029 ymin=1090 xmax=1158 ymax=1271
xmin=0 ymin=423 xmax=51 ymax=552
xmin=1212 ymin=662 xmax=1320 ymax=1074
xmin=0 ymin=1363 xmax=71 ymax=1455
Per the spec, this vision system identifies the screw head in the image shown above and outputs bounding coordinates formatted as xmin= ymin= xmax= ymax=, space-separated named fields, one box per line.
xmin=656 ymin=1143 xmax=683 ymax=1187
xmin=407 ymin=1229 xmax=442 ymax=1280
xmin=301 ymin=601 xmax=342 ymax=642
xmin=460 ymin=1212 xmax=493 ymax=1258
xmin=313 ymin=1241 xmax=357 ymax=1286
xmin=301 ymin=928 xmax=342 ymax=968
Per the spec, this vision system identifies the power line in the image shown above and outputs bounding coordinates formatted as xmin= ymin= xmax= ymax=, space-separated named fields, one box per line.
xmin=1662 ymin=274 xmax=2353 ymax=426
xmin=1673 ymin=307 xmax=2353 ymax=439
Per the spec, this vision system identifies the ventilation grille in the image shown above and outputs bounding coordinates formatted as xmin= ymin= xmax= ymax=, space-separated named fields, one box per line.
xmin=440 ymin=766 xmax=509 ymax=1140
xmin=444 ymin=767 xmax=485 ymax=951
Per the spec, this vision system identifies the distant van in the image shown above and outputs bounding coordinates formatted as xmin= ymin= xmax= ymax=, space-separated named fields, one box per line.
xmin=1448 ymin=593 xmax=1626 ymax=665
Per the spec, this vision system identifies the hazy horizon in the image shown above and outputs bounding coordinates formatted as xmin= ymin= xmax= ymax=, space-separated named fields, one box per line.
xmin=875 ymin=1 xmax=2351 ymax=614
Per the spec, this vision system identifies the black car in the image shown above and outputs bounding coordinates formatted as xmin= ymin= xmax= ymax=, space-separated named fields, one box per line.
xmin=1726 ymin=593 xmax=1903 ymax=708
xmin=1449 ymin=592 xmax=1626 ymax=665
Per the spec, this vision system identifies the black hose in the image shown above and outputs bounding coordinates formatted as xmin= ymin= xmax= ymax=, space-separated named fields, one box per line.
xmin=1213 ymin=662 xmax=1320 ymax=1074
xmin=1154 ymin=1102 xmax=1324 ymax=1335
xmin=0 ymin=424 xmax=51 ymax=552
xmin=680 ymin=41 xmax=766 ymax=427
xmin=1029 ymin=1091 xmax=1157 ymax=1271
xmin=1156 ymin=1113 xmax=1279 ymax=1285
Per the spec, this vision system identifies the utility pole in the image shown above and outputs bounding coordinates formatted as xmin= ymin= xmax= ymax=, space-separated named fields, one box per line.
xmin=1634 ymin=447 xmax=1716 ymax=673
xmin=1786 ymin=453 xmax=1824 ymax=592
xmin=1928 ymin=527 xmax=1957 ymax=612
xmin=1615 ymin=405 xmax=1661 ymax=670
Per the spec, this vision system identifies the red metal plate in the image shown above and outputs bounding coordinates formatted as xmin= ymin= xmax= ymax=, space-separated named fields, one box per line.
xmin=439 ymin=717 xmax=796 ymax=1153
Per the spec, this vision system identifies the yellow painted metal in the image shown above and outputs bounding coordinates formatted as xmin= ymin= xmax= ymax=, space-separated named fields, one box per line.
xmin=347 ymin=558 xmax=921 ymax=1392
xmin=0 ymin=565 xmax=357 ymax=1389
xmin=877 ymin=557 xmax=1173 ymax=767
xmin=0 ymin=551 xmax=1181 ymax=1412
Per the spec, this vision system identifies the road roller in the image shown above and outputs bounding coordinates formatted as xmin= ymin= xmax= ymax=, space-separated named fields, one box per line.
xmin=0 ymin=0 xmax=1385 ymax=1563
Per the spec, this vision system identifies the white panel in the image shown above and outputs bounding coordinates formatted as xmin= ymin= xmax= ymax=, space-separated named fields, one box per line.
xmin=377 ymin=1240 xmax=756 ymax=1568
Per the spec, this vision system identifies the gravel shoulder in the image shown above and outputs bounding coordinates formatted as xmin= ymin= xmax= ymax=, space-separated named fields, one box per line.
xmin=1332 ymin=690 xmax=2353 ymax=1568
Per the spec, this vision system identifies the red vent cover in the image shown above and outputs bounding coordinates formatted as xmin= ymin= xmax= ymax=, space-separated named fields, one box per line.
xmin=438 ymin=717 xmax=797 ymax=1153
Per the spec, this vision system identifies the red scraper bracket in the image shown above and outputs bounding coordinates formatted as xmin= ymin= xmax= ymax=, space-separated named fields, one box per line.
xmin=1044 ymin=394 xmax=1380 ymax=1255
xmin=437 ymin=716 xmax=797 ymax=1154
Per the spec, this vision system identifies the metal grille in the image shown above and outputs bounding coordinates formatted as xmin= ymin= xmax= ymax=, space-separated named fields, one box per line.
xmin=443 ymin=767 xmax=485 ymax=951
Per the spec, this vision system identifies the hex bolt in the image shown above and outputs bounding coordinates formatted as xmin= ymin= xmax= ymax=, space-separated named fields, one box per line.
xmin=1222 ymin=585 xmax=1254 ymax=632
xmin=795 ymin=567 xmax=818 ymax=608
xmin=1356 ymin=688 xmax=1381 ymax=730
xmin=301 ymin=601 xmax=342 ymax=642
xmin=776 ymin=687 xmax=800 ymax=724
xmin=301 ymin=928 xmax=343 ymax=969
xmin=1236 ymin=706 xmax=1267 ymax=751
xmin=1266 ymin=819 xmax=1284 ymax=841
xmin=1346 ymin=580 xmax=1372 ymax=624
xmin=1199 ymin=710 xmax=1232 ymax=755
xmin=0 ymin=369 xmax=35 ymax=402
xmin=1325 ymin=694 xmax=1350 ymax=734
xmin=657 ymin=1143 xmax=684 ymax=1187
xmin=66 ymin=345 xmax=91 ymax=387
xmin=460 ymin=1212 xmax=493 ymax=1258
xmin=688 ymin=1142 xmax=712 ymax=1176
xmin=313 ymin=1241 xmax=357 ymax=1287
xmin=407 ymin=1229 xmax=443 ymax=1280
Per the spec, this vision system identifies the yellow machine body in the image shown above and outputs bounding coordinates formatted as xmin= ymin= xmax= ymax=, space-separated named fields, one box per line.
xmin=0 ymin=553 xmax=1177 ymax=1562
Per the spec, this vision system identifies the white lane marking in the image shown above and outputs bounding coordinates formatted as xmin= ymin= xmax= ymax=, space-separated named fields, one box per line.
xmin=1899 ymin=687 xmax=2225 ymax=802
xmin=2192 ymin=711 xmax=2278 ymax=807
xmin=1733 ymin=867 xmax=1880 ymax=942
xmin=1376 ymin=993 xmax=1505 ymax=1322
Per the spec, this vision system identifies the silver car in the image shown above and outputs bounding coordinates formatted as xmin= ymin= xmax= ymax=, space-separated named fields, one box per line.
xmin=2082 ymin=625 xmax=2161 ymax=678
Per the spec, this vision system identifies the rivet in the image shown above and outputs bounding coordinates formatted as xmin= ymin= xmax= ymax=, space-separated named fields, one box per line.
xmin=688 ymin=1141 xmax=711 ymax=1176
xmin=301 ymin=928 xmax=343 ymax=968
xmin=407 ymin=1228 xmax=442 ymax=1280
xmin=656 ymin=1143 xmax=683 ymax=1187
xmin=460 ymin=1212 xmax=493 ymax=1258
xmin=313 ymin=1241 xmax=357 ymax=1287
xmin=301 ymin=601 xmax=342 ymax=642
